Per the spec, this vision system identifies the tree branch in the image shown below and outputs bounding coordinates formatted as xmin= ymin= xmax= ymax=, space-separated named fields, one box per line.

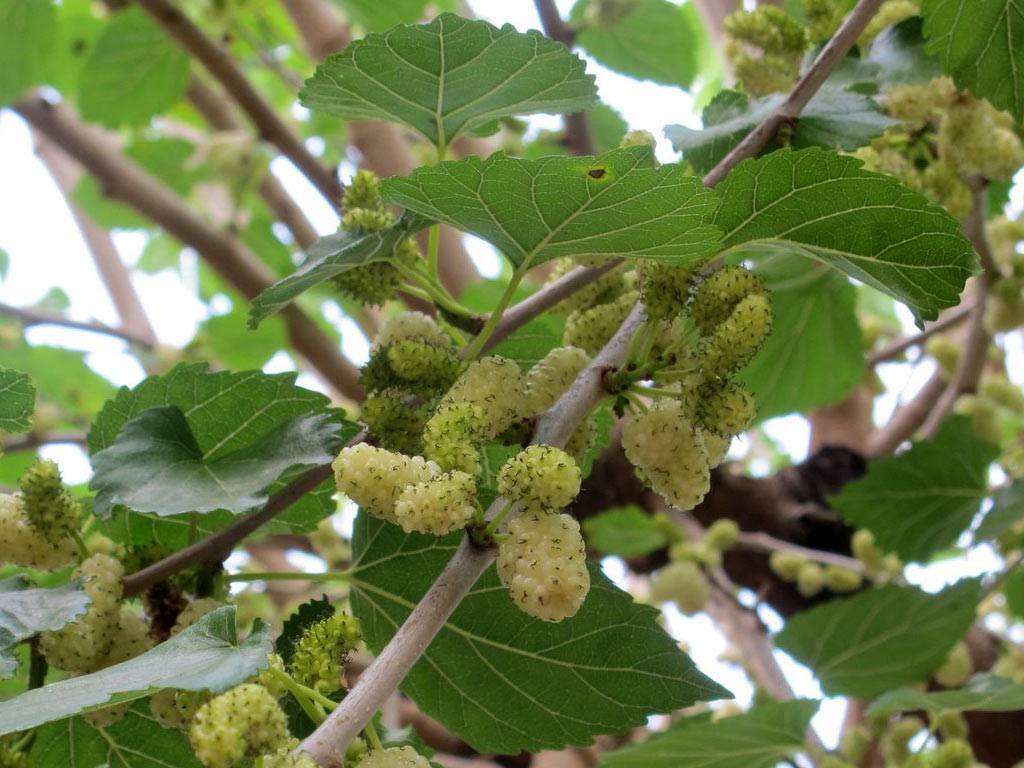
xmin=734 ymin=530 xmax=866 ymax=574
xmin=702 ymin=0 xmax=886 ymax=187
xmin=16 ymin=94 xmax=363 ymax=401
xmin=31 ymin=131 xmax=158 ymax=348
xmin=866 ymin=301 xmax=974 ymax=365
xmin=1 ymin=432 xmax=89 ymax=453
xmin=134 ymin=0 xmax=342 ymax=206
xmin=0 ymin=301 xmax=154 ymax=349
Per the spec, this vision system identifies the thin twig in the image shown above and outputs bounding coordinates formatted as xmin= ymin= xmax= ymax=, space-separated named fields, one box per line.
xmin=298 ymin=0 xmax=884 ymax=758
xmin=0 ymin=301 xmax=154 ymax=349
xmin=867 ymin=302 xmax=974 ymax=365
xmin=735 ymin=531 xmax=866 ymax=574
xmin=134 ymin=0 xmax=342 ymax=206
xmin=1 ymin=432 xmax=88 ymax=452
xmin=16 ymin=94 xmax=363 ymax=401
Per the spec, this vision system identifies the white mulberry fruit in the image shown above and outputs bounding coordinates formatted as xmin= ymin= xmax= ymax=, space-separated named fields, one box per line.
xmin=394 ymin=471 xmax=477 ymax=536
xmin=356 ymin=746 xmax=431 ymax=768
xmin=0 ymin=493 xmax=76 ymax=571
xmin=333 ymin=444 xmax=439 ymax=524
xmin=524 ymin=346 xmax=590 ymax=417
xmin=440 ymin=356 xmax=528 ymax=439
xmin=189 ymin=684 xmax=289 ymax=768
xmin=496 ymin=446 xmax=581 ymax=512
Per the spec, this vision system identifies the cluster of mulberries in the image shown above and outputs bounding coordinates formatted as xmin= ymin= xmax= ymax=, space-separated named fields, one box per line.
xmin=289 ymin=611 xmax=362 ymax=695
xmin=650 ymin=520 xmax=740 ymax=615
xmin=360 ymin=312 xmax=460 ymax=399
xmin=394 ymin=470 xmax=477 ymax=535
xmin=692 ymin=269 xmax=772 ymax=380
xmin=188 ymin=683 xmax=290 ymax=768
xmin=768 ymin=551 xmax=863 ymax=598
xmin=333 ymin=170 xmax=421 ymax=306
xmin=545 ymin=257 xmax=631 ymax=315
xmin=723 ymin=5 xmax=807 ymax=96
xmin=850 ymin=529 xmax=902 ymax=580
xmin=0 ymin=493 xmax=77 ymax=571
xmin=953 ymin=373 xmax=1024 ymax=452
xmin=333 ymin=444 xmax=441 ymax=526
xmin=496 ymin=511 xmax=590 ymax=622
xmin=563 ymin=290 xmax=640 ymax=355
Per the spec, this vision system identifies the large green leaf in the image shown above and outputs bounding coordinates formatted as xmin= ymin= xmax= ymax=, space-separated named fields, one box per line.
xmin=0 ymin=607 xmax=269 ymax=734
xmin=88 ymin=364 xmax=350 ymax=547
xmin=31 ymin=701 xmax=201 ymax=768
xmin=247 ymin=216 xmax=422 ymax=327
xmin=922 ymin=0 xmax=1024 ymax=120
xmin=300 ymin=13 xmax=597 ymax=151
xmin=91 ymin=406 xmax=341 ymax=517
xmin=79 ymin=8 xmax=190 ymax=127
xmin=571 ymin=0 xmax=701 ymax=87
xmin=667 ymin=87 xmax=896 ymax=175
xmin=350 ymin=514 xmax=727 ymax=754
xmin=830 ymin=416 xmax=998 ymax=562
xmin=602 ymin=700 xmax=819 ymax=768
xmin=868 ymin=674 xmax=1024 ymax=718
xmin=0 ymin=341 xmax=114 ymax=418
xmin=0 ymin=0 xmax=55 ymax=105
xmin=0 ymin=368 xmax=35 ymax=434
xmin=0 ymin=577 xmax=89 ymax=678
xmin=712 ymin=148 xmax=978 ymax=325
xmin=737 ymin=256 xmax=864 ymax=420
xmin=382 ymin=147 xmax=722 ymax=270
xmin=775 ymin=580 xmax=981 ymax=698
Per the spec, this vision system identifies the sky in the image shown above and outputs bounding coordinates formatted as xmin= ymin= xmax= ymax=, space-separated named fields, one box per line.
xmin=0 ymin=0 xmax=1018 ymax=751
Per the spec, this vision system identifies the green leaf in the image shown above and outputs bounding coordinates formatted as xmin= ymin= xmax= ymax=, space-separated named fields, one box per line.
xmin=867 ymin=674 xmax=1024 ymax=718
xmin=571 ymin=0 xmax=701 ymax=87
xmin=712 ymin=148 xmax=978 ymax=325
xmin=0 ymin=342 xmax=115 ymax=417
xmin=0 ymin=0 xmax=55 ymax=105
xmin=1004 ymin=568 xmax=1024 ymax=620
xmin=332 ymin=0 xmax=429 ymax=31
xmin=247 ymin=215 xmax=422 ymax=327
xmin=830 ymin=416 xmax=998 ymax=562
xmin=602 ymin=700 xmax=819 ymax=768
xmin=382 ymin=147 xmax=722 ymax=270
xmin=922 ymin=0 xmax=1024 ymax=121
xmin=775 ymin=580 xmax=981 ymax=698
xmin=667 ymin=87 xmax=897 ymax=176
xmin=91 ymin=406 xmax=341 ymax=517
xmin=201 ymin=307 xmax=287 ymax=371
xmin=0 ymin=607 xmax=270 ymax=734
xmin=79 ymin=7 xmax=190 ymax=127
xmin=350 ymin=514 xmax=728 ymax=754
xmin=0 ymin=577 xmax=89 ymax=677
xmin=583 ymin=506 xmax=669 ymax=558
xmin=300 ymin=13 xmax=597 ymax=151
xmin=738 ymin=256 xmax=864 ymax=420
xmin=88 ymin=364 xmax=351 ymax=547
xmin=976 ymin=480 xmax=1024 ymax=541
xmin=0 ymin=368 xmax=35 ymax=434
xmin=31 ymin=701 xmax=202 ymax=768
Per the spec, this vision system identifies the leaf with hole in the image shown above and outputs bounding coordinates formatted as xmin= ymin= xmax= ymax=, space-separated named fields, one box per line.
xmin=301 ymin=12 xmax=597 ymax=151
xmin=383 ymin=147 xmax=722 ymax=270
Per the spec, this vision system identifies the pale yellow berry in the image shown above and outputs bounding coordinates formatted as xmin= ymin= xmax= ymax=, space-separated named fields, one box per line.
xmin=356 ymin=746 xmax=431 ymax=768
xmin=496 ymin=445 xmax=581 ymax=512
xmin=650 ymin=560 xmax=710 ymax=615
xmin=393 ymin=471 xmax=477 ymax=536
xmin=439 ymin=356 xmax=528 ymax=438
xmin=333 ymin=444 xmax=440 ymax=524
xmin=524 ymin=346 xmax=590 ymax=417
xmin=372 ymin=311 xmax=450 ymax=350
xmin=0 ymin=493 xmax=77 ymax=571
xmin=497 ymin=512 xmax=590 ymax=622
xmin=189 ymin=684 xmax=289 ymax=768
xmin=935 ymin=641 xmax=973 ymax=688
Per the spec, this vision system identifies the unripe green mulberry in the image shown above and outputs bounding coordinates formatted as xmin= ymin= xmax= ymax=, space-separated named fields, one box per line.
xmin=696 ymin=293 xmax=772 ymax=378
xmin=724 ymin=7 xmax=806 ymax=96
xmin=796 ymin=562 xmax=825 ymax=597
xmin=497 ymin=512 xmax=590 ymax=622
xmin=356 ymin=746 xmax=431 ymax=768
xmin=546 ymin=259 xmax=630 ymax=314
xmin=650 ymin=560 xmax=710 ymax=615
xmin=497 ymin=446 xmax=581 ymax=512
xmin=19 ymin=459 xmax=80 ymax=541
xmin=932 ymin=710 xmax=969 ymax=740
xmin=0 ymin=744 xmax=27 ymax=768
xmin=360 ymin=388 xmax=428 ymax=455
xmin=636 ymin=260 xmax=702 ymax=321
xmin=931 ymin=738 xmax=974 ymax=768
xmin=705 ymin=519 xmax=739 ymax=551
xmin=935 ymin=641 xmax=973 ymax=688
xmin=422 ymin=403 xmax=487 ymax=476
xmin=802 ymin=0 xmax=841 ymax=42
xmin=524 ymin=346 xmax=591 ymax=416
xmin=151 ymin=688 xmax=192 ymax=730
xmin=823 ymin=565 xmax=863 ymax=594
xmin=884 ymin=716 xmax=925 ymax=763
xmin=859 ymin=0 xmax=918 ymax=46
xmin=769 ymin=550 xmax=806 ymax=582
xmin=697 ymin=381 xmax=757 ymax=436
xmin=926 ymin=335 xmax=962 ymax=379
xmin=333 ymin=262 xmax=404 ymax=307
xmin=939 ymin=97 xmax=1024 ymax=181
xmin=439 ymin=356 xmax=528 ymax=438
xmin=0 ymin=493 xmax=77 ymax=571
xmin=622 ymin=399 xmax=711 ymax=512
xmin=290 ymin=611 xmax=361 ymax=695
xmin=563 ymin=291 xmax=639 ymax=355
xmin=922 ymin=160 xmax=972 ymax=220
xmin=394 ymin=470 xmax=477 ymax=535
xmin=691 ymin=266 xmax=765 ymax=335
xmin=343 ymin=169 xmax=382 ymax=210
xmin=41 ymin=553 xmax=124 ymax=673
xmin=387 ymin=339 xmax=460 ymax=388
xmin=981 ymin=374 xmax=1024 ymax=413
xmin=333 ymin=444 xmax=440 ymax=524
xmin=620 ymin=129 xmax=656 ymax=149
xmin=723 ymin=6 xmax=806 ymax=54
xmin=954 ymin=394 xmax=1002 ymax=443
xmin=189 ymin=684 xmax=289 ymax=768
xmin=373 ymin=311 xmax=451 ymax=350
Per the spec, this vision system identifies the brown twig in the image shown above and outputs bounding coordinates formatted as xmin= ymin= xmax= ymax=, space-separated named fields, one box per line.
xmin=1 ymin=432 xmax=89 ymax=452
xmin=0 ymin=301 xmax=154 ymax=349
xmin=134 ymin=0 xmax=342 ymax=206
xmin=866 ymin=302 xmax=974 ymax=365
xmin=16 ymin=94 xmax=363 ymax=401
xmin=734 ymin=530 xmax=866 ymax=574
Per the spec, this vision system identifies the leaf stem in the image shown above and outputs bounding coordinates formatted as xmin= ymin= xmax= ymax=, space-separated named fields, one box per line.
xmin=483 ymin=500 xmax=515 ymax=537
xmin=269 ymin=667 xmax=326 ymax=724
xmin=364 ymin=719 xmax=384 ymax=752
xmin=461 ymin=268 xmax=526 ymax=362
xmin=71 ymin=531 xmax=89 ymax=561
xmin=427 ymin=224 xmax=441 ymax=279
